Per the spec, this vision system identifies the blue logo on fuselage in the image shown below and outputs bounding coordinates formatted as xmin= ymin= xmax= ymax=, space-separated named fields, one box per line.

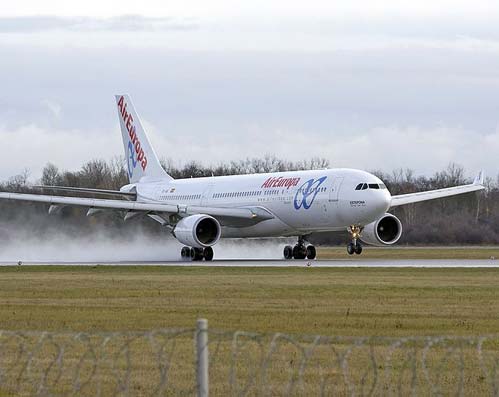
xmin=127 ymin=141 xmax=137 ymax=178
xmin=293 ymin=176 xmax=327 ymax=210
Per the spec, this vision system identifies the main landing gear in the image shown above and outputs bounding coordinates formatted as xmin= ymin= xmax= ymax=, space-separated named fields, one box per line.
xmin=347 ymin=225 xmax=363 ymax=255
xmin=283 ymin=237 xmax=316 ymax=260
xmin=181 ymin=246 xmax=214 ymax=261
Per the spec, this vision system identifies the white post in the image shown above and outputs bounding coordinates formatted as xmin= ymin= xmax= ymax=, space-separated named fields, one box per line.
xmin=196 ymin=318 xmax=209 ymax=397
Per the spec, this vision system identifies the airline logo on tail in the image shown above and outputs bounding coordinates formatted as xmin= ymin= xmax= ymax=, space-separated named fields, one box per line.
xmin=117 ymin=96 xmax=148 ymax=178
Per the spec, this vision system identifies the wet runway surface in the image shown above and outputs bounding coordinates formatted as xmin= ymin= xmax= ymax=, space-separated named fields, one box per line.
xmin=2 ymin=259 xmax=499 ymax=267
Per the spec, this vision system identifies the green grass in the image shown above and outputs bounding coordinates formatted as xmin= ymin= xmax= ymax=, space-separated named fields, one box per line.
xmin=0 ymin=265 xmax=498 ymax=336
xmin=0 ymin=265 xmax=498 ymax=395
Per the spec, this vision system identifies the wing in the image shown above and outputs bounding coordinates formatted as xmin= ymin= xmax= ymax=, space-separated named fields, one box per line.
xmin=390 ymin=171 xmax=485 ymax=208
xmin=0 ymin=191 xmax=274 ymax=225
xmin=33 ymin=185 xmax=137 ymax=198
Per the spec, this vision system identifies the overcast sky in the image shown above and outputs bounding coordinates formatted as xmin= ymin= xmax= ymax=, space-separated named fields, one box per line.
xmin=1 ymin=1 xmax=499 ymax=181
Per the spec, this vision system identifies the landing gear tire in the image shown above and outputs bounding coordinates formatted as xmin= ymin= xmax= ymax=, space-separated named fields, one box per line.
xmin=190 ymin=247 xmax=204 ymax=261
xmin=288 ymin=236 xmax=315 ymax=260
xmin=181 ymin=246 xmax=213 ymax=261
xmin=347 ymin=225 xmax=364 ymax=256
xmin=306 ymin=245 xmax=316 ymax=260
xmin=203 ymin=246 xmax=214 ymax=261
xmin=181 ymin=246 xmax=191 ymax=259
xmin=293 ymin=245 xmax=307 ymax=260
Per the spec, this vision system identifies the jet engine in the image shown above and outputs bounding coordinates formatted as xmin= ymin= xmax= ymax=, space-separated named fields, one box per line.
xmin=173 ymin=214 xmax=221 ymax=248
xmin=360 ymin=213 xmax=402 ymax=246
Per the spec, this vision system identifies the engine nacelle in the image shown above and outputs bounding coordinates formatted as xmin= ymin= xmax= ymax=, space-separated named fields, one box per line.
xmin=173 ymin=214 xmax=221 ymax=248
xmin=360 ymin=213 xmax=403 ymax=246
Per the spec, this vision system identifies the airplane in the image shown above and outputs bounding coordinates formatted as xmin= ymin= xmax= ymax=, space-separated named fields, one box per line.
xmin=0 ymin=95 xmax=485 ymax=261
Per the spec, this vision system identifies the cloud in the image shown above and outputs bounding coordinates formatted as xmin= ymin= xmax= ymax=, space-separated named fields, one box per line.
xmin=2 ymin=13 xmax=499 ymax=53
xmin=0 ymin=15 xmax=198 ymax=33
xmin=0 ymin=123 xmax=121 ymax=180
xmin=41 ymin=99 xmax=62 ymax=119
xmin=0 ymin=37 xmax=496 ymax=181
xmin=2 ymin=118 xmax=493 ymax=183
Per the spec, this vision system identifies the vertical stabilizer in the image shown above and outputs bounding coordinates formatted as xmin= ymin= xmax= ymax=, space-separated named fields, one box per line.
xmin=115 ymin=94 xmax=172 ymax=183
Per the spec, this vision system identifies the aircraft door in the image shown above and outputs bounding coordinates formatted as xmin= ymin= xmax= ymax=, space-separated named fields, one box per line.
xmin=200 ymin=184 xmax=215 ymax=206
xmin=329 ymin=177 xmax=344 ymax=203
xmin=321 ymin=176 xmax=344 ymax=223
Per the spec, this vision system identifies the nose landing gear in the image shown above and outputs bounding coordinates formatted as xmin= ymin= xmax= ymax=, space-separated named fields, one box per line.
xmin=283 ymin=237 xmax=316 ymax=260
xmin=347 ymin=225 xmax=364 ymax=255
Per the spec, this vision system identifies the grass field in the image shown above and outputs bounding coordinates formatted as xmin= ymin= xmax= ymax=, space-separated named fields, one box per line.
xmin=0 ymin=265 xmax=498 ymax=395
xmin=0 ymin=264 xmax=498 ymax=335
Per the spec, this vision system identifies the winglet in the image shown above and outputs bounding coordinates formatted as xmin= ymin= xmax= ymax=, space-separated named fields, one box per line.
xmin=473 ymin=170 xmax=485 ymax=186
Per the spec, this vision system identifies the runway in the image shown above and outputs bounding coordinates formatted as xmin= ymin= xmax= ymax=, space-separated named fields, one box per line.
xmin=2 ymin=259 xmax=499 ymax=267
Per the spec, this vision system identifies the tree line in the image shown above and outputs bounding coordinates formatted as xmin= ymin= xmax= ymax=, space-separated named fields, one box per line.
xmin=1 ymin=157 xmax=497 ymax=245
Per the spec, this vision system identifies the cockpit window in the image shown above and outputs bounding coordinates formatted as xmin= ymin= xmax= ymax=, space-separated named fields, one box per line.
xmin=356 ymin=183 xmax=386 ymax=190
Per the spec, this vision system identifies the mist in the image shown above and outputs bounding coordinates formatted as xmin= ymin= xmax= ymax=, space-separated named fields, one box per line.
xmin=0 ymin=227 xmax=292 ymax=263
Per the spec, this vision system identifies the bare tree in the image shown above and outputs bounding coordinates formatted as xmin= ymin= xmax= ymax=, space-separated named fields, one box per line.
xmin=41 ymin=163 xmax=62 ymax=186
xmin=6 ymin=168 xmax=30 ymax=191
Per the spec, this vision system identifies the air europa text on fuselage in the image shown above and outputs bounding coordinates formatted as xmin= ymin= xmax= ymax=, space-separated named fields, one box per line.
xmin=261 ymin=176 xmax=301 ymax=189
xmin=117 ymin=96 xmax=147 ymax=171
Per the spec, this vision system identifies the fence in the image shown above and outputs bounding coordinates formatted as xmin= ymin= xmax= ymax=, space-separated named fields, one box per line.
xmin=1 ymin=319 xmax=499 ymax=396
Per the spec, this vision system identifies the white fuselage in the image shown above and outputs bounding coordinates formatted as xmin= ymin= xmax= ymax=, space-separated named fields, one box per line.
xmin=132 ymin=168 xmax=391 ymax=238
